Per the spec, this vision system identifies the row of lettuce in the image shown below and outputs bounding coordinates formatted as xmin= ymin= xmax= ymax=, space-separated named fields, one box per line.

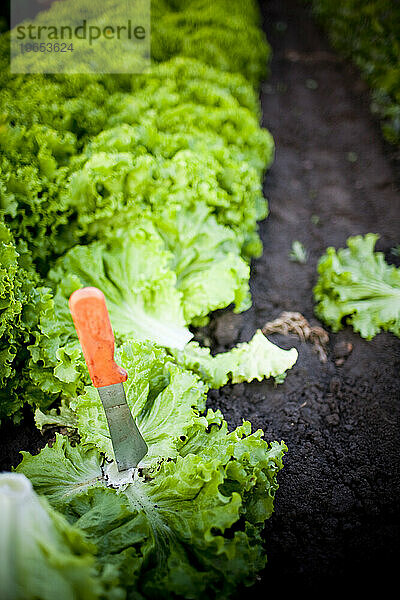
xmin=0 ymin=1 xmax=300 ymax=599
xmin=309 ymin=0 xmax=400 ymax=146
xmin=0 ymin=0 xmax=302 ymax=425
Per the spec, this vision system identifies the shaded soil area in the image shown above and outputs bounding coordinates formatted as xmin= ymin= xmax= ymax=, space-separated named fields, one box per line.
xmin=209 ymin=0 xmax=400 ymax=594
xmin=1 ymin=0 xmax=399 ymax=596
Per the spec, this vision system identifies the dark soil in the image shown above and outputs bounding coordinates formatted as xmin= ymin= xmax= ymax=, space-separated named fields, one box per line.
xmin=1 ymin=0 xmax=400 ymax=596
xmin=211 ymin=0 xmax=400 ymax=595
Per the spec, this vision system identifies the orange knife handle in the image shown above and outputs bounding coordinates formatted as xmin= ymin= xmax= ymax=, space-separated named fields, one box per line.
xmin=69 ymin=287 xmax=127 ymax=388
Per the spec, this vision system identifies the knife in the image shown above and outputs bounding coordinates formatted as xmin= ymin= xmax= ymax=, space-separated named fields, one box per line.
xmin=69 ymin=287 xmax=148 ymax=471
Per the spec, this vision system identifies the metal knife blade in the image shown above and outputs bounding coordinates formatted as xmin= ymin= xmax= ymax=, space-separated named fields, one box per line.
xmin=98 ymin=382 xmax=148 ymax=471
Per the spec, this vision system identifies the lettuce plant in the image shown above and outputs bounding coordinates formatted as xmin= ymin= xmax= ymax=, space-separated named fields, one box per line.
xmin=18 ymin=429 xmax=285 ymax=600
xmin=26 ymin=226 xmax=189 ymax=403
xmin=64 ymin=148 xmax=266 ymax=257
xmin=18 ymin=339 xmax=287 ymax=599
xmin=26 ymin=217 xmax=255 ymax=399
xmin=314 ymin=233 xmax=400 ymax=339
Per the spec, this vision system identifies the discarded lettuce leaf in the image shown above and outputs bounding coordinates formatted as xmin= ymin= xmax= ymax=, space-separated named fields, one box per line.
xmin=171 ymin=330 xmax=298 ymax=388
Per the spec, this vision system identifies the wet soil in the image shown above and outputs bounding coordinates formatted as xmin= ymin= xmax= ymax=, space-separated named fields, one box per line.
xmin=1 ymin=0 xmax=399 ymax=596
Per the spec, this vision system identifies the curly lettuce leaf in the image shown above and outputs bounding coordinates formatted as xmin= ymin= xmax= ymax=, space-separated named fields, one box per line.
xmin=0 ymin=222 xmax=23 ymax=391
xmin=314 ymin=233 xmax=400 ymax=339
xmin=0 ymin=472 xmax=103 ymax=600
xmin=106 ymin=57 xmax=274 ymax=175
xmin=157 ymin=203 xmax=252 ymax=323
xmin=171 ymin=329 xmax=298 ymax=388
xmin=180 ymin=409 xmax=287 ymax=523
xmin=27 ymin=284 xmax=88 ymax=400
xmin=129 ymin=56 xmax=263 ymax=117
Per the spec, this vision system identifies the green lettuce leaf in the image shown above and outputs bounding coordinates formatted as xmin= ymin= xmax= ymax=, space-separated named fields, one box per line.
xmin=129 ymin=56 xmax=263 ymax=117
xmin=106 ymin=57 xmax=274 ymax=175
xmin=156 ymin=203 xmax=252 ymax=323
xmin=314 ymin=233 xmax=400 ymax=339
xmin=171 ymin=329 xmax=299 ymax=388
xmin=49 ymin=224 xmax=192 ymax=349
xmin=0 ymin=472 xmax=105 ymax=600
xmin=0 ymin=222 xmax=23 ymax=394
xmin=27 ymin=283 xmax=89 ymax=400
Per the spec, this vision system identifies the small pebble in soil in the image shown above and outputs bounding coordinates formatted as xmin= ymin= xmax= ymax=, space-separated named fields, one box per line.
xmin=346 ymin=151 xmax=358 ymax=163
xmin=305 ymin=78 xmax=318 ymax=90
xmin=333 ymin=341 xmax=353 ymax=365
xmin=326 ymin=413 xmax=340 ymax=426
xmin=329 ymin=376 xmax=341 ymax=394
xmin=303 ymin=159 xmax=314 ymax=170
xmin=275 ymin=21 xmax=287 ymax=33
